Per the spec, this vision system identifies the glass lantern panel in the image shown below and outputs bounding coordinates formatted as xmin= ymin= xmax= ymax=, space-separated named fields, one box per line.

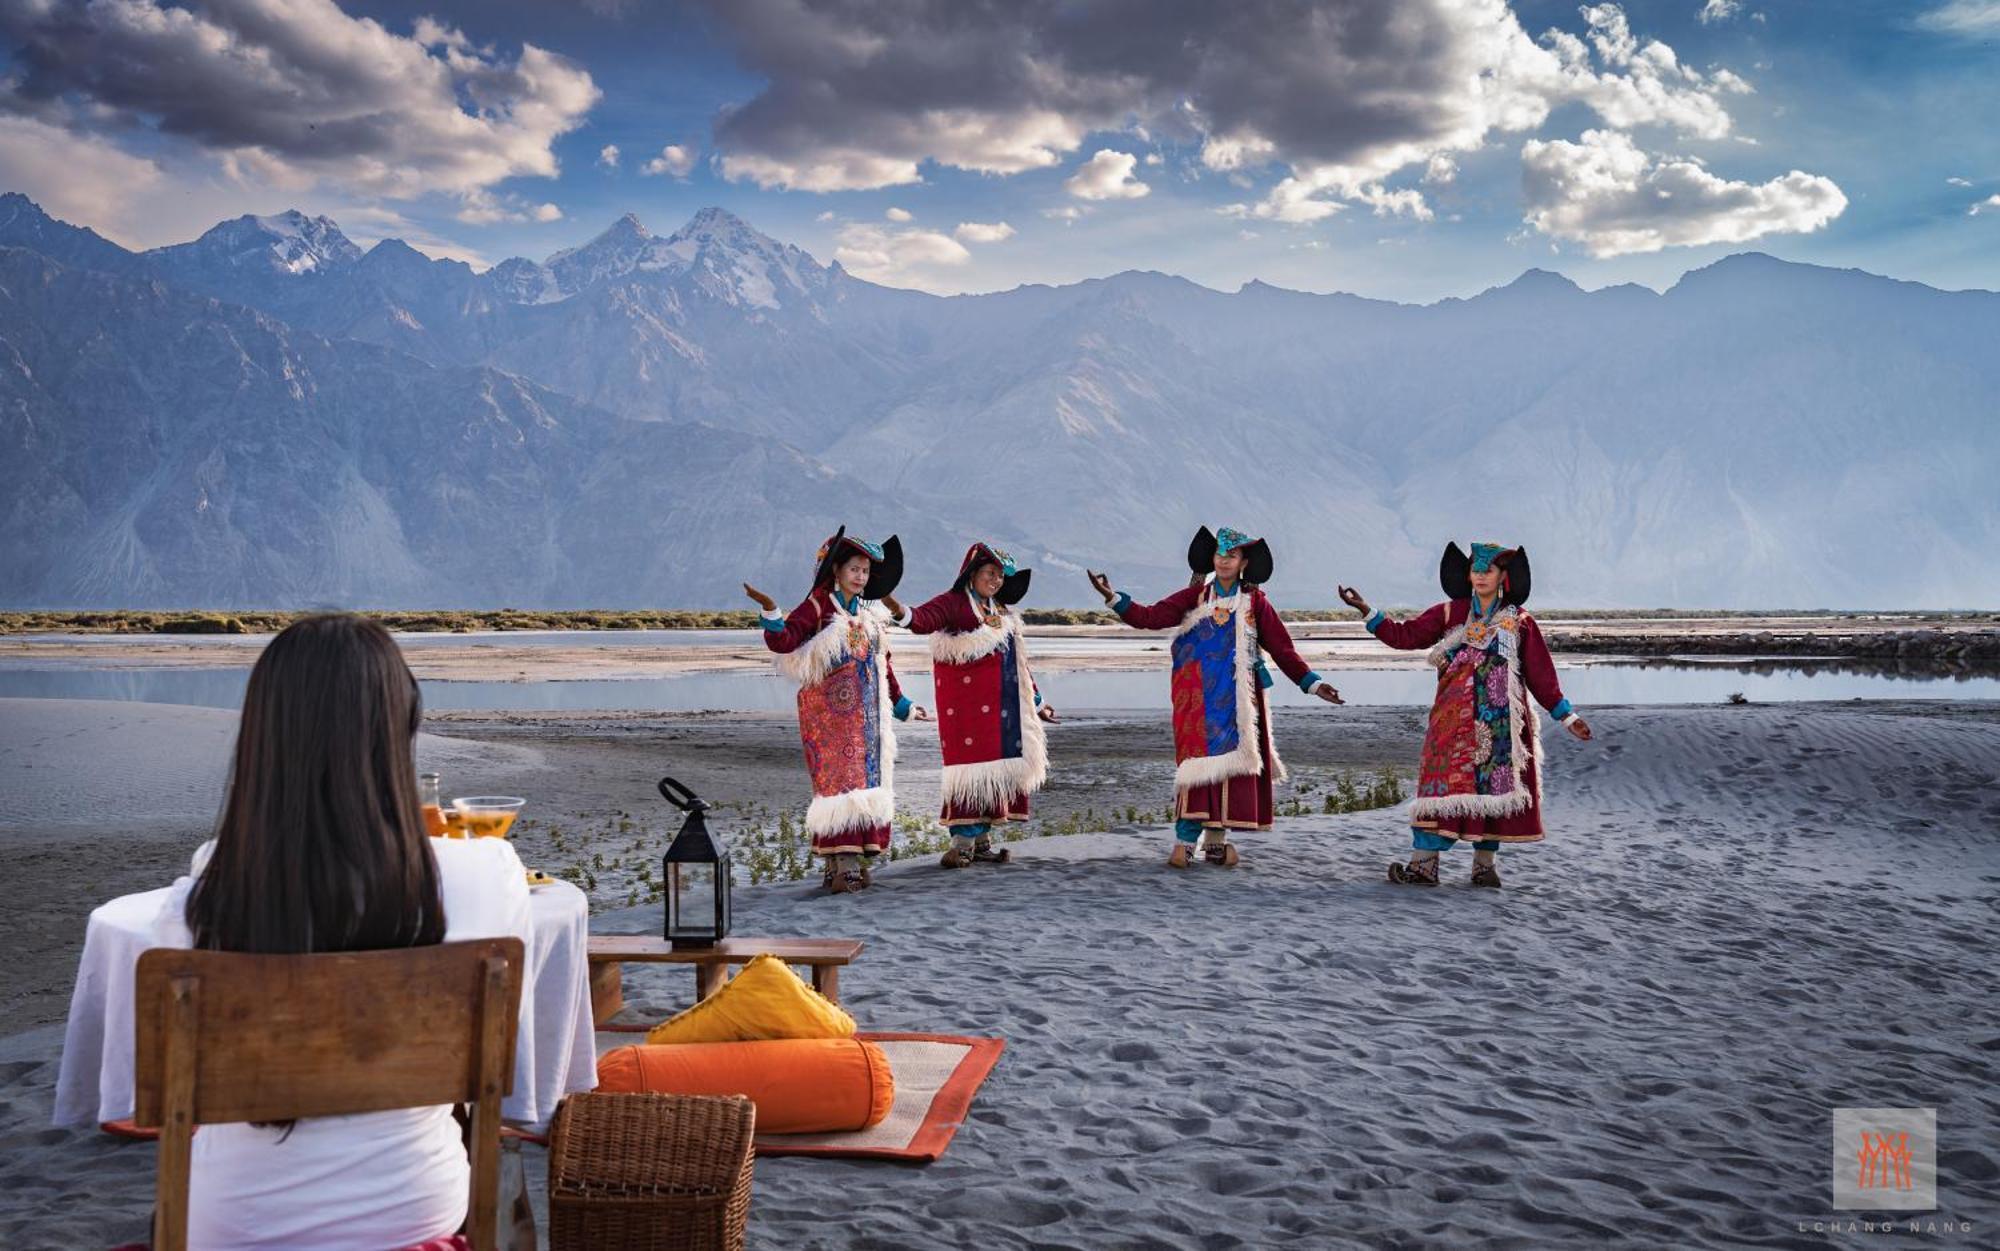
xmin=669 ymin=862 xmax=718 ymax=939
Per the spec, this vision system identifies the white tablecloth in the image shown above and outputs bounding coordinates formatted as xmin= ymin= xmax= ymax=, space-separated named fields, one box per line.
xmin=53 ymin=880 xmax=598 ymax=1130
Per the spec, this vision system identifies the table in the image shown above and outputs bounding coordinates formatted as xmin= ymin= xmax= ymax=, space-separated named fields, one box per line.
xmin=54 ymin=881 xmax=598 ymax=1130
xmin=586 ymin=935 xmax=864 ymax=1025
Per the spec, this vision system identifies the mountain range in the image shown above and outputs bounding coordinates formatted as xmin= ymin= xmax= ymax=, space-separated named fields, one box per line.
xmin=1 ymin=191 xmax=1994 ymax=609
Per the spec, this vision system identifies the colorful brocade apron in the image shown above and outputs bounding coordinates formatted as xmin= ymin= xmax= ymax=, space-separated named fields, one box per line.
xmin=777 ymin=602 xmax=896 ymax=839
xmin=1168 ymin=588 xmax=1274 ymax=788
xmin=1411 ymin=604 xmax=1536 ymax=821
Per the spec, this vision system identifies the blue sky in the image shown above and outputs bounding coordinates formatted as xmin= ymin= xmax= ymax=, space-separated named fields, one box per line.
xmin=1 ymin=1 xmax=1995 ymax=302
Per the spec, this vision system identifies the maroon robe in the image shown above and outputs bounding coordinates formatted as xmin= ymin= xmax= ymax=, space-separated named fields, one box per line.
xmin=903 ymin=590 xmax=1044 ymax=826
xmin=1116 ymin=582 xmax=1317 ymax=831
xmin=1371 ymin=599 xmax=1568 ymax=843
xmin=763 ymin=587 xmax=908 ymax=855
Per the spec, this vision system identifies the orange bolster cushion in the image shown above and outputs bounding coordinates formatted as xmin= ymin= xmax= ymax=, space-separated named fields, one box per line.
xmin=595 ymin=1038 xmax=895 ymax=1134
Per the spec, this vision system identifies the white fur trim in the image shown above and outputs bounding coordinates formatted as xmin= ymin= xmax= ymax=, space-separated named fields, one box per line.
xmin=777 ymin=597 xmax=900 ymax=838
xmin=926 ymin=596 xmax=1014 ymax=665
xmin=806 ymin=784 xmax=896 ymax=837
xmin=773 ymin=598 xmax=890 ymax=687
xmin=936 ymin=610 xmax=1050 ymax=807
xmin=1171 ymin=586 xmax=1286 ymax=790
xmin=1407 ymin=606 xmax=1537 ymax=822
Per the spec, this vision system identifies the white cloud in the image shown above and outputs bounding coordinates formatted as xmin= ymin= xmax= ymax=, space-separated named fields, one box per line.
xmin=1422 ymin=154 xmax=1459 ymax=185
xmin=1228 ymin=178 xmax=1347 ymax=223
xmin=643 ymin=144 xmax=697 ymax=178
xmin=1946 ymin=176 xmax=1972 ymax=187
xmin=455 ymin=189 xmax=565 ymax=225
xmin=1520 ymin=128 xmax=1846 ymax=257
xmin=885 ymin=206 xmax=913 ymax=222
xmin=1065 ymin=149 xmax=1149 ymax=200
xmin=1698 ymin=0 xmax=1742 ymax=23
xmin=1970 ymin=194 xmax=2000 ymax=216
xmin=0 ymin=115 xmax=164 ymax=247
xmin=832 ymin=221 xmax=971 ymax=286
xmin=1042 ymin=205 xmax=1084 ymax=223
xmin=1143 ymin=152 xmax=1164 ymax=166
xmin=598 ymin=144 xmax=621 ymax=168
xmin=953 ymin=220 xmax=1015 ymax=243
xmin=1916 ymin=2 xmax=2000 ymax=35
xmin=815 ymin=209 xmax=836 ymax=222
xmin=1355 ymin=185 xmax=1434 ymax=221
xmin=720 ymin=110 xmax=1083 ymax=191
xmin=0 ymin=1 xmax=599 ymax=202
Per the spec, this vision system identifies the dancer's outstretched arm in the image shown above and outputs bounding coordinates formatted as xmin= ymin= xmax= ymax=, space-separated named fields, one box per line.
xmin=749 ymin=583 xmax=822 ymax=655
xmin=884 ymin=649 xmax=929 ymax=721
xmin=885 ymin=590 xmax=974 ymax=635
xmin=1340 ymin=584 xmax=1448 ymax=651
xmin=1254 ymin=593 xmax=1343 ymax=704
xmin=1088 ymin=569 xmax=1203 ymax=630
xmin=1520 ymin=615 xmax=1592 ymax=740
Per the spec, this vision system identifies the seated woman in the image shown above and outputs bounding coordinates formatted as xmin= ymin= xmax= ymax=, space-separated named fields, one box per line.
xmin=151 ymin=613 xmax=531 ymax=1250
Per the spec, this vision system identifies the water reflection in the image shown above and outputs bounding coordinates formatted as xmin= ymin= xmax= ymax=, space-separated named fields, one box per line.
xmin=1 ymin=658 xmax=1995 ymax=713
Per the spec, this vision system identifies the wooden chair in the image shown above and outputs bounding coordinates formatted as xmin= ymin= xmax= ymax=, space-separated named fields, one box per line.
xmin=134 ymin=939 xmax=525 ymax=1251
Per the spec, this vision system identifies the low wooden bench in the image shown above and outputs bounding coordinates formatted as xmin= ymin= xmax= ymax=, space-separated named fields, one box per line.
xmin=587 ymin=936 xmax=864 ymax=1026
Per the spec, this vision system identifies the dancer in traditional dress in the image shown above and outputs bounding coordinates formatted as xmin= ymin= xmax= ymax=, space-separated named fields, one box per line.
xmin=1339 ymin=542 xmax=1593 ymax=889
xmin=1087 ymin=526 xmax=1342 ymax=868
xmin=885 ymin=542 xmax=1057 ymax=869
xmin=744 ymin=527 xmax=926 ymax=894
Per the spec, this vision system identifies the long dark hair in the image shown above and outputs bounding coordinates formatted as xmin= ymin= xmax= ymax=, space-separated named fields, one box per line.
xmin=187 ymin=614 xmax=446 ymax=954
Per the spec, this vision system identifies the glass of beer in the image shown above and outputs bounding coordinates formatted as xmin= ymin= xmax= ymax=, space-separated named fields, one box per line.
xmin=452 ymin=796 xmax=526 ymax=839
xmin=419 ymin=773 xmax=452 ymax=837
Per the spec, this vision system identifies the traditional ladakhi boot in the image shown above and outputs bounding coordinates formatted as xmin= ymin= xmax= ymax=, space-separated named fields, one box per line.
xmin=970 ymin=835 xmax=1011 ymax=864
xmin=1387 ymin=854 xmax=1441 ymax=886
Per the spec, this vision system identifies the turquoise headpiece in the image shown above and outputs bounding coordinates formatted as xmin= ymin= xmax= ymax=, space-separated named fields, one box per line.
xmin=1216 ymin=527 xmax=1255 ymax=555
xmin=1469 ymin=542 xmax=1512 ymax=573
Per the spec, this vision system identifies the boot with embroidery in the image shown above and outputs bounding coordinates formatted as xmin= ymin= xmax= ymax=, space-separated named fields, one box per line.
xmin=1387 ymin=853 xmax=1440 ymax=886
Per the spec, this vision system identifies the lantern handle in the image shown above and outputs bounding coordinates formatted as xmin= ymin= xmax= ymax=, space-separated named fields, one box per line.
xmin=657 ymin=775 xmax=708 ymax=812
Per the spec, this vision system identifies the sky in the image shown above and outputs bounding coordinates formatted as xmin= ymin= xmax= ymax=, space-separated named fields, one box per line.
xmin=0 ymin=0 xmax=1995 ymax=303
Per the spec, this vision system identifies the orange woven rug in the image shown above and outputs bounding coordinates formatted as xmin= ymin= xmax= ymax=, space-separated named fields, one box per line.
xmin=596 ymin=1027 xmax=1003 ymax=1163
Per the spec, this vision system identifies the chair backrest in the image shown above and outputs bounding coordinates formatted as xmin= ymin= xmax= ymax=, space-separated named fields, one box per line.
xmin=134 ymin=939 xmax=524 ymax=1251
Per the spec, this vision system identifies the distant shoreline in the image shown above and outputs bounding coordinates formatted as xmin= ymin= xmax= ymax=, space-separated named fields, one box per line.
xmin=4 ymin=606 xmax=1997 ymax=636
xmin=2 ymin=610 xmax=1996 ymax=670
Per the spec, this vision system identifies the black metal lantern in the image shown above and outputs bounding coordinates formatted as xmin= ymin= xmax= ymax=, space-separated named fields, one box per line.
xmin=659 ymin=776 xmax=732 ymax=949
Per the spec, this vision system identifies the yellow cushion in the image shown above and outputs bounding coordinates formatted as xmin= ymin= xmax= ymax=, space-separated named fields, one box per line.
xmin=644 ymin=954 xmax=857 ymax=1045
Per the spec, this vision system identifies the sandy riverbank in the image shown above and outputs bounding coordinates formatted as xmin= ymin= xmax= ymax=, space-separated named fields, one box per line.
xmin=2 ymin=697 xmax=1996 ymax=1247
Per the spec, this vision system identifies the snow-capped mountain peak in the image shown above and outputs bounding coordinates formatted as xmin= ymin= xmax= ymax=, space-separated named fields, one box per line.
xmin=149 ymin=209 xmax=362 ymax=279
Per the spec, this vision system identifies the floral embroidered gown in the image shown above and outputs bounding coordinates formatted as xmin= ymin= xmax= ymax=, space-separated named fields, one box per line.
xmin=1366 ymin=597 xmax=1574 ymax=842
xmin=763 ymin=586 xmax=914 ymax=856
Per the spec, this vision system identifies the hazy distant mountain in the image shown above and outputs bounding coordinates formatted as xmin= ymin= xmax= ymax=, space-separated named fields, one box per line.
xmin=0 ymin=245 xmax=995 ymax=608
xmin=0 ymin=193 xmax=1993 ymax=608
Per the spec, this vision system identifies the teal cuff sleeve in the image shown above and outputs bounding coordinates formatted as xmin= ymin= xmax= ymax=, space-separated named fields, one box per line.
xmin=1254 ymin=659 xmax=1275 ymax=690
xmin=893 ymin=696 xmax=913 ymax=721
xmin=1365 ymin=610 xmax=1384 ymax=633
xmin=1112 ymin=591 xmax=1132 ymax=614
xmin=1033 ymin=689 xmax=1043 ymax=707
xmin=760 ymin=613 xmax=785 ymax=633
xmin=1298 ymin=669 xmax=1323 ymax=694
xmin=1551 ymin=697 xmax=1573 ymax=720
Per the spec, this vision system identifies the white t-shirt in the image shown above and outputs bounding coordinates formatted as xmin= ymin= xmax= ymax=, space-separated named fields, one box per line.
xmin=151 ymin=836 xmax=533 ymax=1251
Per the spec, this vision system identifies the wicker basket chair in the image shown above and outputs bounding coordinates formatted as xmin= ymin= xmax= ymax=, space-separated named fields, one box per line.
xmin=546 ymin=1091 xmax=756 ymax=1251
